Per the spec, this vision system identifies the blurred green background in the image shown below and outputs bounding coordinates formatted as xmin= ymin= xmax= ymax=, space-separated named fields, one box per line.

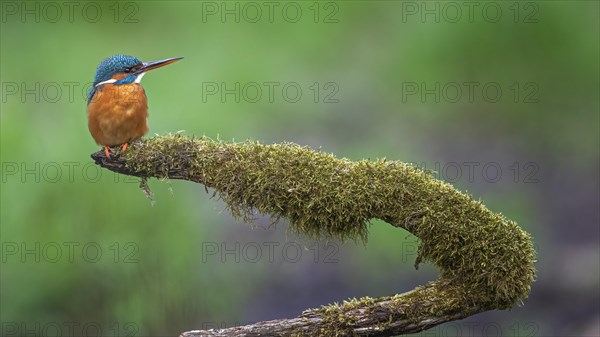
xmin=1 ymin=1 xmax=598 ymax=336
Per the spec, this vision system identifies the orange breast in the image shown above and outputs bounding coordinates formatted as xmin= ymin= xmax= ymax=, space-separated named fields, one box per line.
xmin=87 ymin=83 xmax=149 ymax=146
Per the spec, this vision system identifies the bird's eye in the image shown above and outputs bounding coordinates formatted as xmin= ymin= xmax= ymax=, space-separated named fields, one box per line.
xmin=124 ymin=67 xmax=132 ymax=73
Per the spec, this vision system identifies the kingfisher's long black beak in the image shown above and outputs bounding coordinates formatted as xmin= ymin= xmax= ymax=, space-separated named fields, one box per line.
xmin=136 ymin=57 xmax=183 ymax=74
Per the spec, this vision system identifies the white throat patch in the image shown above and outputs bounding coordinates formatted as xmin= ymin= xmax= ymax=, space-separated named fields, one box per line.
xmin=95 ymin=78 xmax=116 ymax=87
xmin=94 ymin=73 xmax=145 ymax=87
xmin=134 ymin=72 xmax=145 ymax=83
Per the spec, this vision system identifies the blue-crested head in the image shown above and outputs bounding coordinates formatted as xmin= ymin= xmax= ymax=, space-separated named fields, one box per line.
xmin=88 ymin=54 xmax=142 ymax=103
xmin=92 ymin=54 xmax=142 ymax=85
xmin=87 ymin=54 xmax=183 ymax=103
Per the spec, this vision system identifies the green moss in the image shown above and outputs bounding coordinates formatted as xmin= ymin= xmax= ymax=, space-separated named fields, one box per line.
xmin=120 ymin=134 xmax=536 ymax=330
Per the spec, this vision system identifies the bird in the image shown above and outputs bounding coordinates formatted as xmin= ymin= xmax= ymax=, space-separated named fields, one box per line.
xmin=87 ymin=54 xmax=183 ymax=157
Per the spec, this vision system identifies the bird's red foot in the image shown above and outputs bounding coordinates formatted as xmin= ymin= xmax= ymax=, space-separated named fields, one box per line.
xmin=121 ymin=143 xmax=128 ymax=152
xmin=104 ymin=146 xmax=111 ymax=158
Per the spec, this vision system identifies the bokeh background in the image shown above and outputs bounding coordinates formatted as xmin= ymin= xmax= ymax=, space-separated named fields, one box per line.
xmin=1 ymin=1 xmax=598 ymax=336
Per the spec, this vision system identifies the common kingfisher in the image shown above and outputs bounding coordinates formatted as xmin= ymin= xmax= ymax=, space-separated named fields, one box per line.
xmin=87 ymin=54 xmax=183 ymax=157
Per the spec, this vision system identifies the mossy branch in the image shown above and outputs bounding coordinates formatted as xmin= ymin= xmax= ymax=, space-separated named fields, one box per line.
xmin=91 ymin=134 xmax=536 ymax=337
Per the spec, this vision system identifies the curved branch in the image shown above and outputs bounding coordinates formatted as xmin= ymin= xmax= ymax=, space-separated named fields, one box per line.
xmin=179 ymin=284 xmax=473 ymax=337
xmin=91 ymin=135 xmax=536 ymax=337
